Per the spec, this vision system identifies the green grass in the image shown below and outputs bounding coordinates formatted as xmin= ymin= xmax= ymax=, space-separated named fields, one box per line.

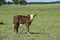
xmin=0 ymin=4 xmax=60 ymax=40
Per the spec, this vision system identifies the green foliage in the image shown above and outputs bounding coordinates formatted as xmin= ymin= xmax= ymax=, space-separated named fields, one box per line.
xmin=0 ymin=0 xmax=6 ymax=6
xmin=2 ymin=0 xmax=6 ymax=4
xmin=0 ymin=0 xmax=2 ymax=6
xmin=19 ymin=0 xmax=27 ymax=4
xmin=12 ymin=0 xmax=27 ymax=4
xmin=7 ymin=1 xmax=13 ymax=4
xmin=12 ymin=0 xmax=19 ymax=4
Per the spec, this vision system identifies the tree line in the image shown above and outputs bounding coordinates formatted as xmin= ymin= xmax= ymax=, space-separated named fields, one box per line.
xmin=28 ymin=2 xmax=60 ymax=4
xmin=0 ymin=0 xmax=27 ymax=6
xmin=0 ymin=0 xmax=60 ymax=6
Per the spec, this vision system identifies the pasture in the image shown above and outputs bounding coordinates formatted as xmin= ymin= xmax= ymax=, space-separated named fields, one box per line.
xmin=0 ymin=4 xmax=60 ymax=40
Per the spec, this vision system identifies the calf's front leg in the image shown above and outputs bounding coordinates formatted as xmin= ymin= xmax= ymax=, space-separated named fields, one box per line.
xmin=26 ymin=25 xmax=30 ymax=35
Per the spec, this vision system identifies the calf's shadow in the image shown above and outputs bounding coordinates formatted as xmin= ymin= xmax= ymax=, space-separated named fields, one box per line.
xmin=19 ymin=32 xmax=46 ymax=34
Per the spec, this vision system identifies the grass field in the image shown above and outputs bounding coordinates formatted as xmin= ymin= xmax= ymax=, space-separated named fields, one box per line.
xmin=0 ymin=4 xmax=60 ymax=40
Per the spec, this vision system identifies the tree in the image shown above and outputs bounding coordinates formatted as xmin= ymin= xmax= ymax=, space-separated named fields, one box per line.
xmin=19 ymin=0 xmax=27 ymax=4
xmin=12 ymin=0 xmax=19 ymax=4
xmin=2 ymin=0 xmax=6 ymax=4
xmin=12 ymin=0 xmax=27 ymax=4
xmin=0 ymin=0 xmax=2 ymax=6
xmin=7 ymin=1 xmax=13 ymax=4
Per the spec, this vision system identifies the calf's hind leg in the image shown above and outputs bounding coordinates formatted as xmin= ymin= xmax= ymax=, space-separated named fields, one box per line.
xmin=14 ymin=23 xmax=19 ymax=34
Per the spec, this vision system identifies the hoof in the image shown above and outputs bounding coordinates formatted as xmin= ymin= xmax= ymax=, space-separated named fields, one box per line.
xmin=13 ymin=33 xmax=18 ymax=35
xmin=27 ymin=32 xmax=31 ymax=35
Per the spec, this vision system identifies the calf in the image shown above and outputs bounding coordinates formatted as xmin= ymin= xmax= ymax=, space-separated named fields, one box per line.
xmin=13 ymin=14 xmax=36 ymax=34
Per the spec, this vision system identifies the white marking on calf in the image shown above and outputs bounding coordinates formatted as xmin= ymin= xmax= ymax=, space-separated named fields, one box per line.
xmin=30 ymin=14 xmax=34 ymax=20
xmin=20 ymin=24 xmax=22 ymax=26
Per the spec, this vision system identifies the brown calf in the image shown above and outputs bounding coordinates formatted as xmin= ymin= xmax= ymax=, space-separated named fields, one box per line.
xmin=13 ymin=14 xmax=36 ymax=34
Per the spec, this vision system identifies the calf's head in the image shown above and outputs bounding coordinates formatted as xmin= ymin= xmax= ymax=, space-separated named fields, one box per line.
xmin=29 ymin=14 xmax=36 ymax=20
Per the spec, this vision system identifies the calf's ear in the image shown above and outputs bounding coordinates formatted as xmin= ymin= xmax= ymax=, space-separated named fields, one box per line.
xmin=34 ymin=14 xmax=36 ymax=17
